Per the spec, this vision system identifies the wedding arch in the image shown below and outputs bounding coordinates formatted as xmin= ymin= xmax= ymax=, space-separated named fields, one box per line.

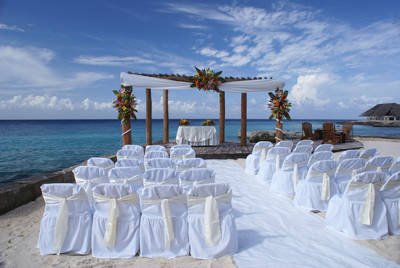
xmin=119 ymin=71 xmax=285 ymax=146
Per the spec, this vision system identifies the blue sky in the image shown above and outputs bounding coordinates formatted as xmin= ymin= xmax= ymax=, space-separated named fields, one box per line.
xmin=0 ymin=0 xmax=399 ymax=120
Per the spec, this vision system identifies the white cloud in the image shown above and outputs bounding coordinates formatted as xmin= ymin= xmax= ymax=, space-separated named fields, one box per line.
xmin=177 ymin=23 xmax=207 ymax=30
xmin=81 ymin=98 xmax=113 ymax=110
xmin=0 ymin=23 xmax=24 ymax=32
xmin=290 ymin=73 xmax=332 ymax=106
xmin=0 ymin=95 xmax=74 ymax=110
xmin=74 ymin=55 xmax=154 ymax=66
xmin=199 ymin=47 xmax=229 ymax=58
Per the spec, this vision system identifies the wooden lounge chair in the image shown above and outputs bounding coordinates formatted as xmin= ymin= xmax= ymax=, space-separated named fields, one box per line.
xmin=341 ymin=122 xmax=353 ymax=141
xmin=301 ymin=122 xmax=314 ymax=140
xmin=322 ymin=122 xmax=342 ymax=145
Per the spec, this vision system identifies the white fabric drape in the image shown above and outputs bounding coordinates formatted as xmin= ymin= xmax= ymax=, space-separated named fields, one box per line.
xmin=176 ymin=126 xmax=217 ymax=146
xmin=42 ymin=189 xmax=87 ymax=254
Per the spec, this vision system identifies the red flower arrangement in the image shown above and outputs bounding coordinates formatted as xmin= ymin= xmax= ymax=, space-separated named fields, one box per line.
xmin=113 ymin=86 xmax=138 ymax=122
xmin=191 ymin=67 xmax=224 ymax=92
xmin=268 ymin=88 xmax=291 ymax=120
xmin=178 ymin=119 xmax=190 ymax=126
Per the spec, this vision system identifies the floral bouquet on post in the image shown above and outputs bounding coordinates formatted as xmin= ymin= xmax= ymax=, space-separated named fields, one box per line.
xmin=178 ymin=119 xmax=190 ymax=126
xmin=191 ymin=67 xmax=224 ymax=92
xmin=268 ymin=88 xmax=291 ymax=142
xmin=113 ymin=86 xmax=138 ymax=122
xmin=201 ymin=120 xmax=215 ymax=126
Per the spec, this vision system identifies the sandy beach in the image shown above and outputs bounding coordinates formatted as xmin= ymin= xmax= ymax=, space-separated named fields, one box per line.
xmin=1 ymin=137 xmax=400 ymax=267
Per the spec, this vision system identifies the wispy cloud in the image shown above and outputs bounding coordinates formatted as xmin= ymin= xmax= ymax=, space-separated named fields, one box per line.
xmin=177 ymin=23 xmax=207 ymax=30
xmin=0 ymin=23 xmax=24 ymax=32
xmin=74 ymin=55 xmax=154 ymax=66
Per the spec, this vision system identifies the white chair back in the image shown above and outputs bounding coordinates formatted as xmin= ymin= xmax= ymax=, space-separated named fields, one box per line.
xmin=360 ymin=148 xmax=378 ymax=160
xmin=115 ymin=158 xmax=144 ymax=170
xmin=314 ymin=144 xmax=333 ymax=152
xmin=143 ymin=168 xmax=179 ymax=186
xmin=171 ymin=144 xmax=192 ymax=152
xmin=108 ymin=167 xmax=143 ymax=187
xmin=175 ymin=158 xmax=207 ymax=171
xmin=170 ymin=147 xmax=196 ymax=159
xmin=281 ymin=153 xmax=310 ymax=170
xmin=122 ymin=144 xmax=144 ymax=156
xmin=266 ymin=147 xmax=291 ymax=170
xmin=179 ymin=168 xmax=216 ymax=190
xmin=87 ymin=157 xmax=114 ymax=170
xmin=72 ymin=166 xmax=108 ymax=205
xmin=293 ymin=145 xmax=313 ymax=154
xmin=296 ymin=140 xmax=314 ymax=147
xmin=381 ymin=171 xmax=400 ymax=191
xmin=335 ymin=158 xmax=367 ymax=178
xmin=146 ymin=158 xmax=175 ymax=170
xmin=275 ymin=140 xmax=293 ymax=150
xmin=252 ymin=141 xmax=273 ymax=154
xmin=307 ymin=160 xmax=338 ymax=200
xmin=117 ymin=149 xmax=143 ymax=161
xmin=364 ymin=156 xmax=394 ymax=174
xmin=145 ymin=145 xmax=167 ymax=153
xmin=380 ymin=171 xmax=400 ymax=235
xmin=308 ymin=151 xmax=333 ymax=166
xmin=144 ymin=150 xmax=169 ymax=160
xmin=389 ymin=160 xmax=400 ymax=175
xmin=338 ymin=150 xmax=361 ymax=162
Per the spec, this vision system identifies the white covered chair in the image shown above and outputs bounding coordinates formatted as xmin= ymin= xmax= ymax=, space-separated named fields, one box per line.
xmin=294 ymin=160 xmax=338 ymax=211
xmin=335 ymin=158 xmax=367 ymax=194
xmin=122 ymin=144 xmax=144 ymax=156
xmin=257 ymin=147 xmax=291 ymax=183
xmin=145 ymin=145 xmax=167 ymax=153
xmin=244 ymin=141 xmax=273 ymax=175
xmin=72 ymin=166 xmax=108 ymax=207
xmin=270 ymin=153 xmax=310 ymax=198
xmin=275 ymin=140 xmax=293 ymax=151
xmin=37 ymin=184 xmax=91 ymax=255
xmin=187 ymin=183 xmax=237 ymax=259
xmin=145 ymin=158 xmax=175 ymax=170
xmin=381 ymin=171 xmax=400 ymax=235
xmin=360 ymin=148 xmax=378 ymax=160
xmin=314 ymin=144 xmax=333 ymax=152
xmin=143 ymin=168 xmax=180 ymax=186
xmin=117 ymin=149 xmax=143 ymax=161
xmin=364 ymin=155 xmax=394 ymax=175
xmin=175 ymin=158 xmax=207 ymax=172
xmin=108 ymin=167 xmax=143 ymax=189
xmin=179 ymin=168 xmax=216 ymax=192
xmin=292 ymin=145 xmax=313 ymax=154
xmin=87 ymin=157 xmax=114 ymax=170
xmin=115 ymin=158 xmax=144 ymax=171
xmin=338 ymin=150 xmax=361 ymax=162
xmin=170 ymin=147 xmax=196 ymax=159
xmin=295 ymin=140 xmax=314 ymax=148
xmin=389 ymin=160 xmax=400 ymax=175
xmin=326 ymin=171 xmax=388 ymax=240
xmin=170 ymin=144 xmax=192 ymax=152
xmin=144 ymin=150 xmax=169 ymax=161
xmin=92 ymin=183 xmax=140 ymax=258
xmin=308 ymin=151 xmax=333 ymax=167
xmin=140 ymin=185 xmax=189 ymax=258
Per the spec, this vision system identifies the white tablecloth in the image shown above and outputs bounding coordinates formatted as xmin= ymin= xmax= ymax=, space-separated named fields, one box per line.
xmin=176 ymin=126 xmax=218 ymax=146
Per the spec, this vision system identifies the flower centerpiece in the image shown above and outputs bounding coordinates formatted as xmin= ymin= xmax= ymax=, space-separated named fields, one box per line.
xmin=191 ymin=67 xmax=224 ymax=92
xmin=113 ymin=86 xmax=138 ymax=122
xmin=178 ymin=119 xmax=190 ymax=126
xmin=267 ymin=88 xmax=291 ymax=142
xmin=202 ymin=119 xmax=215 ymax=126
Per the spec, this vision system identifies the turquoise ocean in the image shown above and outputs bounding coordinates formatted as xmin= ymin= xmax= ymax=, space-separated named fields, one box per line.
xmin=1 ymin=119 xmax=399 ymax=183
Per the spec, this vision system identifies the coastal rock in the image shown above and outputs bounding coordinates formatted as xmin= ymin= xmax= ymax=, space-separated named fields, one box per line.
xmin=238 ymin=130 xmax=302 ymax=143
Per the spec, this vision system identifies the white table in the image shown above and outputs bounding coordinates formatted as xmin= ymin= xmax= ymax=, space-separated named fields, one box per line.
xmin=176 ymin=126 xmax=218 ymax=146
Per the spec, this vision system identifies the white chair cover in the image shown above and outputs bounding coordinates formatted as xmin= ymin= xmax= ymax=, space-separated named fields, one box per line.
xmin=257 ymin=147 xmax=290 ymax=183
xmin=308 ymin=151 xmax=333 ymax=167
xmin=244 ymin=141 xmax=273 ymax=175
xmin=326 ymin=171 xmax=388 ymax=239
xmin=144 ymin=150 xmax=169 ymax=160
xmin=179 ymin=168 xmax=216 ymax=192
xmin=187 ymin=183 xmax=237 ymax=259
xmin=275 ymin=140 xmax=293 ymax=151
xmin=115 ymin=158 xmax=144 ymax=171
xmin=72 ymin=166 xmax=108 ymax=207
xmin=338 ymin=150 xmax=361 ymax=162
xmin=292 ymin=145 xmax=313 ymax=154
xmin=117 ymin=149 xmax=143 ymax=161
xmin=381 ymin=171 xmax=400 ymax=235
xmin=170 ymin=147 xmax=196 ymax=159
xmin=143 ymin=168 xmax=180 ymax=186
xmin=314 ymin=144 xmax=333 ymax=152
xmin=37 ymin=184 xmax=91 ymax=255
xmin=360 ymin=148 xmax=378 ymax=160
xmin=174 ymin=158 xmax=207 ymax=172
xmin=145 ymin=145 xmax=167 ymax=153
xmin=296 ymin=140 xmax=314 ymax=147
xmin=139 ymin=185 xmax=189 ymax=258
xmin=270 ymin=153 xmax=310 ymax=197
xmin=108 ymin=167 xmax=144 ymax=189
xmin=364 ymin=156 xmax=394 ymax=176
xmin=122 ymin=144 xmax=144 ymax=156
xmin=91 ymin=183 xmax=140 ymax=258
xmin=335 ymin=158 xmax=367 ymax=194
xmin=145 ymin=158 xmax=175 ymax=170
xmin=170 ymin=144 xmax=192 ymax=152
xmin=389 ymin=161 xmax=400 ymax=175
xmin=87 ymin=157 xmax=114 ymax=170
xmin=294 ymin=160 xmax=338 ymax=211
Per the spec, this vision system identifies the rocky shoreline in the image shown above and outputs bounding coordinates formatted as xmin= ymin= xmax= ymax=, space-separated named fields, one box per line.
xmin=239 ymin=130 xmax=302 ymax=143
xmin=338 ymin=120 xmax=400 ymax=127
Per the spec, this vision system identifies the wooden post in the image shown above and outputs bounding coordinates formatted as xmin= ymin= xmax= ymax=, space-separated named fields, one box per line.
xmin=146 ymin=88 xmax=152 ymax=145
xmin=219 ymin=91 xmax=225 ymax=144
xmin=121 ymin=117 xmax=132 ymax=146
xmin=163 ymin=90 xmax=169 ymax=144
xmin=241 ymin=93 xmax=247 ymax=146
xmin=276 ymin=119 xmax=283 ymax=142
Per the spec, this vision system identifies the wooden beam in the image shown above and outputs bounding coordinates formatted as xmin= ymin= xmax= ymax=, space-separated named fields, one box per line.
xmin=219 ymin=91 xmax=225 ymax=144
xmin=163 ymin=90 xmax=169 ymax=144
xmin=241 ymin=93 xmax=247 ymax=146
xmin=146 ymin=88 xmax=152 ymax=145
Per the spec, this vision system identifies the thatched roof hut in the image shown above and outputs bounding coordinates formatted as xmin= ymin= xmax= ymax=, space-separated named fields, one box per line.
xmin=360 ymin=103 xmax=400 ymax=120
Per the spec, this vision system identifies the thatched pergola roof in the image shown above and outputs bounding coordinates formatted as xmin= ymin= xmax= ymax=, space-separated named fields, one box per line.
xmin=360 ymin=103 xmax=400 ymax=117
xmin=127 ymin=72 xmax=273 ymax=82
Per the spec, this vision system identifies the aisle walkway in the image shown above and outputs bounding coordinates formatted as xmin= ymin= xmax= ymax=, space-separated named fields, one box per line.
xmin=207 ymin=160 xmax=399 ymax=268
